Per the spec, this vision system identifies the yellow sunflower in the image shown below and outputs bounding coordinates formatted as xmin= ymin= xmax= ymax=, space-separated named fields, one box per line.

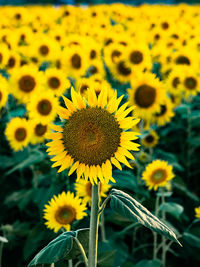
xmin=46 ymin=87 xmax=140 ymax=185
xmin=152 ymin=96 xmax=175 ymax=126
xmin=75 ymin=178 xmax=111 ymax=205
xmin=128 ymin=72 xmax=166 ymax=120
xmin=109 ymin=58 xmax=134 ymax=83
xmin=6 ymin=51 xmax=21 ymax=73
xmin=0 ymin=44 xmax=9 ymax=68
xmin=30 ymin=121 xmax=49 ymax=145
xmin=44 ymin=68 xmax=71 ymax=97
xmin=27 ymin=90 xmax=59 ymax=124
xmin=5 ymin=117 xmax=32 ymax=151
xmin=0 ymin=76 xmax=9 ymax=109
xmin=43 ymin=191 xmax=87 ymax=233
xmin=9 ymin=65 xmax=44 ymax=103
xmin=142 ymin=159 xmax=174 ymax=191
xmin=141 ymin=130 xmax=159 ymax=148
xmin=195 ymin=206 xmax=200 ymax=219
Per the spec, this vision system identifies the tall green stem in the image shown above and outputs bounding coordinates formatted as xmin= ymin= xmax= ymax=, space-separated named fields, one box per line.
xmin=161 ymin=191 xmax=166 ymax=267
xmin=88 ymin=183 xmax=100 ymax=267
xmin=153 ymin=194 xmax=160 ymax=260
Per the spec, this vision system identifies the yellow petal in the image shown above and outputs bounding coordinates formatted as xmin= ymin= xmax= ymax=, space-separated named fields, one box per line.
xmin=68 ymin=161 xmax=79 ymax=176
xmin=98 ymin=87 xmax=108 ymax=108
xmin=120 ymin=140 xmax=140 ymax=151
xmin=57 ymin=106 xmax=71 ymax=120
xmin=62 ymin=95 xmax=77 ymax=113
xmin=115 ymin=102 xmax=129 ymax=117
xmin=107 ymin=94 xmax=123 ymax=114
xmin=46 ymin=132 xmax=63 ymax=140
xmin=111 ymin=157 xmax=122 ymax=170
xmin=115 ymin=151 xmax=132 ymax=169
xmin=50 ymin=151 xmax=67 ymax=162
xmin=119 ymin=118 xmax=140 ymax=129
xmin=57 ymin=155 xmax=73 ymax=173
xmin=71 ymin=87 xmax=86 ymax=110
xmin=115 ymin=106 xmax=135 ymax=121
xmin=50 ymin=124 xmax=63 ymax=132
xmin=120 ymin=131 xmax=140 ymax=141
xmin=84 ymin=165 xmax=90 ymax=181
xmin=97 ymin=165 xmax=105 ymax=184
xmin=77 ymin=163 xmax=86 ymax=181
xmin=117 ymin=146 xmax=135 ymax=160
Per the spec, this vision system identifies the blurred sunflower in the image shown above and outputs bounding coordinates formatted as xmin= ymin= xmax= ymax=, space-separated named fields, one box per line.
xmin=46 ymin=87 xmax=140 ymax=184
xmin=128 ymin=72 xmax=166 ymax=120
xmin=142 ymin=159 xmax=174 ymax=190
xmin=75 ymin=179 xmax=111 ymax=205
xmin=0 ymin=77 xmax=9 ymax=109
xmin=44 ymin=68 xmax=71 ymax=97
xmin=195 ymin=206 xmax=200 ymax=219
xmin=27 ymin=90 xmax=59 ymax=124
xmin=30 ymin=121 xmax=49 ymax=145
xmin=5 ymin=117 xmax=32 ymax=151
xmin=6 ymin=51 xmax=20 ymax=73
xmin=141 ymin=130 xmax=159 ymax=148
xmin=9 ymin=65 xmax=43 ymax=103
xmin=110 ymin=58 xmax=134 ymax=83
xmin=43 ymin=191 xmax=87 ymax=233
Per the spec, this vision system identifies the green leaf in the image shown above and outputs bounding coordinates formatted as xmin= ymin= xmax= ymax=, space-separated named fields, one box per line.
xmin=182 ymin=232 xmax=200 ymax=248
xmin=28 ymin=228 xmax=89 ymax=266
xmin=135 ymin=259 xmax=162 ymax=267
xmin=159 ymin=202 xmax=184 ymax=219
xmin=109 ymin=189 xmax=181 ymax=245
xmin=98 ymin=250 xmax=116 ymax=267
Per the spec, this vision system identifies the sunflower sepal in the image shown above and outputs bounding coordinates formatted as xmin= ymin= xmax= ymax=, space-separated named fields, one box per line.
xmin=28 ymin=228 xmax=89 ymax=266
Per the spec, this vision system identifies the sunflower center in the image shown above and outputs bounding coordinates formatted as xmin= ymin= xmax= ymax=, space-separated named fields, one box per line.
xmin=155 ymin=105 xmax=167 ymax=117
xmin=151 ymin=169 xmax=167 ymax=183
xmin=184 ymin=77 xmax=197 ymax=90
xmin=145 ymin=134 xmax=154 ymax=143
xmin=130 ymin=51 xmax=143 ymax=64
xmin=39 ymin=45 xmax=49 ymax=56
xmin=7 ymin=57 xmax=15 ymax=68
xmin=90 ymin=66 xmax=98 ymax=74
xmin=161 ymin=22 xmax=169 ymax=29
xmin=172 ymin=77 xmax=180 ymax=88
xmin=19 ymin=75 xmax=36 ymax=92
xmin=175 ymin=56 xmax=190 ymax=65
xmin=90 ymin=50 xmax=96 ymax=59
xmin=63 ymin=107 xmax=122 ymax=165
xmin=117 ymin=61 xmax=131 ymax=76
xmin=134 ymin=84 xmax=156 ymax=108
xmin=48 ymin=77 xmax=61 ymax=89
xmin=15 ymin=127 xmax=27 ymax=141
xmin=55 ymin=205 xmax=76 ymax=225
xmin=80 ymin=84 xmax=89 ymax=94
xmin=37 ymin=99 xmax=52 ymax=115
xmin=0 ymin=53 xmax=2 ymax=63
xmin=35 ymin=124 xmax=47 ymax=136
xmin=0 ymin=91 xmax=2 ymax=102
xmin=71 ymin=54 xmax=81 ymax=69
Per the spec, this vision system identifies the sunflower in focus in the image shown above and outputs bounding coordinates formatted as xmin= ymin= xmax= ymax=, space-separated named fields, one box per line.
xmin=141 ymin=130 xmax=159 ymax=148
xmin=9 ymin=65 xmax=43 ymax=103
xmin=44 ymin=68 xmax=71 ymax=97
xmin=27 ymin=90 xmax=59 ymax=124
xmin=0 ymin=76 xmax=9 ymax=109
xmin=5 ymin=117 xmax=32 ymax=151
xmin=46 ymin=87 xmax=140 ymax=184
xmin=142 ymin=159 xmax=174 ymax=190
xmin=128 ymin=72 xmax=166 ymax=120
xmin=43 ymin=191 xmax=87 ymax=233
xmin=75 ymin=179 xmax=111 ymax=205
xmin=195 ymin=206 xmax=200 ymax=219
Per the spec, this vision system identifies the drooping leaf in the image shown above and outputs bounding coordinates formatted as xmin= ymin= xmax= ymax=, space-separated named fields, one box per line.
xmin=109 ymin=189 xmax=181 ymax=245
xmin=182 ymin=232 xmax=200 ymax=248
xmin=159 ymin=202 xmax=184 ymax=219
xmin=28 ymin=228 xmax=89 ymax=266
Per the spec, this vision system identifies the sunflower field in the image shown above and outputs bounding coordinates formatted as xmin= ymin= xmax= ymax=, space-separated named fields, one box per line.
xmin=1 ymin=3 xmax=200 ymax=267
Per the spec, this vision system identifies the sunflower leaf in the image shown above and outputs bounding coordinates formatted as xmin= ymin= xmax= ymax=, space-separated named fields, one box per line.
xmin=28 ymin=228 xmax=89 ymax=266
xmin=109 ymin=189 xmax=181 ymax=245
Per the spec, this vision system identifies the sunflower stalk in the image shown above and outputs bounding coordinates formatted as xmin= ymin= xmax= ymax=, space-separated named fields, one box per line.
xmin=153 ymin=193 xmax=160 ymax=260
xmin=161 ymin=190 xmax=167 ymax=267
xmin=73 ymin=237 xmax=88 ymax=266
xmin=88 ymin=183 xmax=100 ymax=267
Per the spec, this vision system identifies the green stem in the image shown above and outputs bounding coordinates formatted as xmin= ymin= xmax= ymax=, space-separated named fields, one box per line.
xmin=50 ymin=263 xmax=55 ymax=267
xmin=73 ymin=237 xmax=88 ymax=266
xmin=186 ymin=105 xmax=192 ymax=184
xmin=88 ymin=183 xmax=100 ymax=267
xmin=68 ymin=259 xmax=73 ymax=267
xmin=0 ymin=242 xmax=3 ymax=267
xmin=161 ymin=190 xmax=166 ymax=267
xmin=153 ymin=194 xmax=160 ymax=260
xmin=100 ymin=212 xmax=107 ymax=243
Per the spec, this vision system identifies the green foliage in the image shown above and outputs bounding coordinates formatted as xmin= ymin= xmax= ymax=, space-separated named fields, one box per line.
xmin=28 ymin=228 xmax=89 ymax=266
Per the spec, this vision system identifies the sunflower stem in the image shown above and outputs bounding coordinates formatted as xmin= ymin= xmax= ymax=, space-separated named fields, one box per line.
xmin=73 ymin=237 xmax=88 ymax=266
xmin=68 ymin=259 xmax=73 ymax=267
xmin=88 ymin=183 xmax=100 ymax=267
xmin=50 ymin=263 xmax=55 ymax=267
xmin=100 ymin=212 xmax=107 ymax=242
xmin=161 ymin=190 xmax=167 ymax=267
xmin=153 ymin=193 xmax=160 ymax=260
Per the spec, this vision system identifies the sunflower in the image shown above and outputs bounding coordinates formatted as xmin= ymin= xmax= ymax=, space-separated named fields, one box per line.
xmin=30 ymin=121 xmax=49 ymax=145
xmin=87 ymin=59 xmax=105 ymax=77
xmin=9 ymin=65 xmax=44 ymax=103
xmin=6 ymin=51 xmax=21 ymax=73
xmin=128 ymin=72 xmax=166 ymax=120
xmin=180 ymin=68 xmax=200 ymax=98
xmin=138 ymin=151 xmax=149 ymax=163
xmin=27 ymin=90 xmax=59 ymax=124
xmin=110 ymin=58 xmax=134 ymax=83
xmin=0 ymin=76 xmax=9 ymax=109
xmin=75 ymin=178 xmax=111 ymax=205
xmin=5 ymin=117 xmax=32 ymax=151
xmin=165 ymin=67 xmax=183 ymax=96
xmin=44 ymin=68 xmax=71 ymax=97
xmin=195 ymin=206 xmax=200 ymax=219
xmin=141 ymin=130 xmax=159 ymax=148
xmin=152 ymin=96 xmax=175 ymax=126
xmin=43 ymin=191 xmax=87 ymax=233
xmin=142 ymin=159 xmax=174 ymax=191
xmin=0 ymin=44 xmax=9 ymax=68
xmin=46 ymin=87 xmax=140 ymax=184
